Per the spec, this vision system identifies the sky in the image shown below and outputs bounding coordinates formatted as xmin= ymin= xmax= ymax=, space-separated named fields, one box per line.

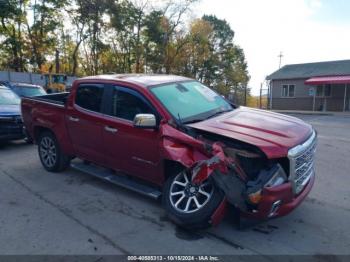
xmin=195 ymin=0 xmax=350 ymax=95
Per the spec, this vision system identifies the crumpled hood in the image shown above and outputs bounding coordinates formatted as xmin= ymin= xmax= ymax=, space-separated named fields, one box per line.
xmin=0 ymin=104 xmax=21 ymax=116
xmin=187 ymin=107 xmax=313 ymax=159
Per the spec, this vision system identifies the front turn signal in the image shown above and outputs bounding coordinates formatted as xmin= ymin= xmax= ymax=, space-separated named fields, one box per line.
xmin=248 ymin=190 xmax=262 ymax=205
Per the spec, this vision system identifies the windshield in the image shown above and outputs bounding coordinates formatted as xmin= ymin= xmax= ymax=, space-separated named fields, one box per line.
xmin=150 ymin=81 xmax=232 ymax=123
xmin=53 ymin=75 xmax=65 ymax=83
xmin=0 ymin=89 xmax=21 ymax=105
xmin=13 ymin=86 xmax=46 ymax=97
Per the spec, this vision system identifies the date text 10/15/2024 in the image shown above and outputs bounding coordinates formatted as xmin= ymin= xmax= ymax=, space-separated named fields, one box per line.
xmin=127 ymin=256 xmax=219 ymax=261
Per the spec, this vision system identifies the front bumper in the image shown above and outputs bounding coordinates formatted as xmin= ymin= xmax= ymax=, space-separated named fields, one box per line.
xmin=0 ymin=126 xmax=25 ymax=141
xmin=0 ymin=133 xmax=25 ymax=141
xmin=241 ymin=171 xmax=315 ymax=219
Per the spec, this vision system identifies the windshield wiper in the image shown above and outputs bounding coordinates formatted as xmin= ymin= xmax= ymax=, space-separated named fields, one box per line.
xmin=183 ymin=118 xmax=205 ymax=124
xmin=183 ymin=109 xmax=233 ymax=124
xmin=206 ymin=109 xmax=233 ymax=119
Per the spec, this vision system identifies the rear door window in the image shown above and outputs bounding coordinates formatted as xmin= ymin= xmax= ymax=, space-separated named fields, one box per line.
xmin=75 ymin=85 xmax=104 ymax=112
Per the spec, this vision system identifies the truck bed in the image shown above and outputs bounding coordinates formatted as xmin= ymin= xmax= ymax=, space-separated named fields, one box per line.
xmin=24 ymin=92 xmax=70 ymax=106
xmin=21 ymin=92 xmax=71 ymax=146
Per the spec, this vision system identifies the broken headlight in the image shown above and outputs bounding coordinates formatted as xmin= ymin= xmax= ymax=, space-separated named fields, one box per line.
xmin=245 ymin=164 xmax=287 ymax=205
xmin=264 ymin=165 xmax=287 ymax=187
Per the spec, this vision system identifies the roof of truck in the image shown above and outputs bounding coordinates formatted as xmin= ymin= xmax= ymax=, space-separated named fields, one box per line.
xmin=80 ymin=74 xmax=192 ymax=87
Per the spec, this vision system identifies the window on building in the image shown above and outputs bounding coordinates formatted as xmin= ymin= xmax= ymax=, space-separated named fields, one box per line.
xmin=281 ymin=84 xmax=295 ymax=97
xmin=289 ymin=85 xmax=295 ymax=97
xmin=316 ymin=84 xmax=332 ymax=97
xmin=282 ymin=85 xmax=288 ymax=97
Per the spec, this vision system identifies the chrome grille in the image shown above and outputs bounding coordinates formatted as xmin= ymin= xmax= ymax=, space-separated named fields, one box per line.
xmin=288 ymin=131 xmax=317 ymax=194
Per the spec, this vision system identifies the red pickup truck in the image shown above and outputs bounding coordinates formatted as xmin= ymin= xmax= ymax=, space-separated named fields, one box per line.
xmin=21 ymin=74 xmax=316 ymax=228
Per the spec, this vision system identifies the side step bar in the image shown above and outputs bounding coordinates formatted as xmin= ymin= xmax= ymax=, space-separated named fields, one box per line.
xmin=70 ymin=162 xmax=162 ymax=200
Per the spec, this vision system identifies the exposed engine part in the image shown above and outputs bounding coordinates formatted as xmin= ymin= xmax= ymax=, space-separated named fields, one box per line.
xmin=224 ymin=147 xmax=261 ymax=158
xmin=237 ymin=155 xmax=268 ymax=180
xmin=211 ymin=170 xmax=247 ymax=211
xmin=160 ymin=123 xmax=290 ymax=214
xmin=190 ymin=142 xmax=249 ymax=184
xmin=223 ymin=146 xmax=267 ymax=180
xmin=187 ymin=127 xmax=265 ymax=158
xmin=245 ymin=164 xmax=287 ymax=206
xmin=186 ymin=127 xmax=268 ymax=181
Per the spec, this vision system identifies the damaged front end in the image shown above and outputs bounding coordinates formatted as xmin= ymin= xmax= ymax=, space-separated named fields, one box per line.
xmin=160 ymin=123 xmax=316 ymax=225
xmin=189 ymin=144 xmax=292 ymax=219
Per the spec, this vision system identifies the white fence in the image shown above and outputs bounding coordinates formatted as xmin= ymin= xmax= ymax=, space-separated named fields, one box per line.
xmin=0 ymin=71 xmax=78 ymax=87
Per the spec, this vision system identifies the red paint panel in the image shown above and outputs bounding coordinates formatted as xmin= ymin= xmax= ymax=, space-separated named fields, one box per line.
xmin=305 ymin=75 xmax=350 ymax=85
xmin=210 ymin=198 xmax=228 ymax=226
xmin=188 ymin=107 xmax=313 ymax=159
xmin=241 ymin=174 xmax=315 ymax=220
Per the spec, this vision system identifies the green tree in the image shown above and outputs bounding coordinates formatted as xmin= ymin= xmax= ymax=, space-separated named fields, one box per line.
xmin=143 ymin=10 xmax=166 ymax=73
xmin=0 ymin=0 xmax=250 ymax=102
xmin=143 ymin=0 xmax=197 ymax=74
xmin=186 ymin=19 xmax=213 ymax=79
xmin=24 ymin=0 xmax=67 ymax=72
xmin=107 ymin=0 xmax=144 ymax=73
xmin=77 ymin=0 xmax=109 ymax=75
xmin=201 ymin=15 xmax=250 ymax=102
xmin=65 ymin=0 xmax=91 ymax=75
xmin=0 ymin=0 xmax=28 ymax=71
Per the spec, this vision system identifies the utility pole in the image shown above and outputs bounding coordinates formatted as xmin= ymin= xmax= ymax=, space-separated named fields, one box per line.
xmin=55 ymin=49 xmax=60 ymax=74
xmin=278 ymin=51 xmax=283 ymax=68
xmin=260 ymin=83 xmax=263 ymax=109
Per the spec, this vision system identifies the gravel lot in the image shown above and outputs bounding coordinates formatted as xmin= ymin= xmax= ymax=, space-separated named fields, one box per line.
xmin=0 ymin=114 xmax=350 ymax=256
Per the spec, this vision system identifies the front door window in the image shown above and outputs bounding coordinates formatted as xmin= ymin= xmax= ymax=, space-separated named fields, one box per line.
xmin=75 ymin=85 xmax=104 ymax=112
xmin=110 ymin=87 xmax=153 ymax=121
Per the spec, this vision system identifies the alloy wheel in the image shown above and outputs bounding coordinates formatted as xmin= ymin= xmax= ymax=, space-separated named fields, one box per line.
xmin=169 ymin=171 xmax=214 ymax=214
xmin=40 ymin=137 xmax=57 ymax=168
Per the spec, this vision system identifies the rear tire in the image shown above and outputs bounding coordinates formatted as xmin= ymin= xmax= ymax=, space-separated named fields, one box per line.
xmin=38 ymin=131 xmax=70 ymax=172
xmin=163 ymin=170 xmax=224 ymax=229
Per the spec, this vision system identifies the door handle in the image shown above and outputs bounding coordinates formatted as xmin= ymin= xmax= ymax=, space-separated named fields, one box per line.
xmin=69 ymin=116 xmax=80 ymax=122
xmin=104 ymin=126 xmax=118 ymax=133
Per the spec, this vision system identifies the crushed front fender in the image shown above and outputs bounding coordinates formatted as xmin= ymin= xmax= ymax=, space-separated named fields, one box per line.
xmin=160 ymin=123 xmax=249 ymax=207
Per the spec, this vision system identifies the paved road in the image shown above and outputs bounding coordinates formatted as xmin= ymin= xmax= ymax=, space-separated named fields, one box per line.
xmin=0 ymin=114 xmax=349 ymax=256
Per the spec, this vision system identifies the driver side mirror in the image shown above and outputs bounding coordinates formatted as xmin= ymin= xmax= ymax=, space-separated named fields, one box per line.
xmin=133 ymin=114 xmax=157 ymax=129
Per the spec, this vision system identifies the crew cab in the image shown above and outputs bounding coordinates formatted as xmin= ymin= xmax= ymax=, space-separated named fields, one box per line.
xmin=21 ymin=75 xmax=317 ymax=228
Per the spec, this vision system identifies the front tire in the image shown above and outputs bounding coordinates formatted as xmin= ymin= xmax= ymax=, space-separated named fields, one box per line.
xmin=38 ymin=131 xmax=70 ymax=172
xmin=163 ymin=170 xmax=224 ymax=229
